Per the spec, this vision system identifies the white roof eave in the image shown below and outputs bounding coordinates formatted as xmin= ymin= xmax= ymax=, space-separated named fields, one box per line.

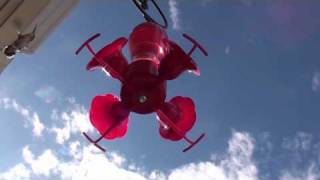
xmin=0 ymin=0 xmax=79 ymax=73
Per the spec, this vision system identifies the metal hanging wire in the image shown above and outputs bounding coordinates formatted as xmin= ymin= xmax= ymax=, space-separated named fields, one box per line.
xmin=132 ymin=0 xmax=168 ymax=29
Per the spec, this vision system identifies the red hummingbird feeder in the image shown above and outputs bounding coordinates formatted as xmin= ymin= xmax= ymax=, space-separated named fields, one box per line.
xmin=76 ymin=0 xmax=208 ymax=153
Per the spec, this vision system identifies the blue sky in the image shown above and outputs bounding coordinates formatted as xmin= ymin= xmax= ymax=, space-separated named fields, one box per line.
xmin=1 ymin=0 xmax=320 ymax=179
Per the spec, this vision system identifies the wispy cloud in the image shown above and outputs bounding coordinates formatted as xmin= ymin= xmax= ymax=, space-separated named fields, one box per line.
xmin=168 ymin=0 xmax=181 ymax=30
xmin=49 ymin=98 xmax=93 ymax=144
xmin=280 ymin=163 xmax=320 ymax=180
xmin=0 ymin=98 xmax=45 ymax=137
xmin=225 ymin=46 xmax=231 ymax=55
xmin=280 ymin=132 xmax=320 ymax=180
xmin=282 ymin=132 xmax=313 ymax=151
xmin=200 ymin=0 xmax=253 ymax=6
xmin=34 ymin=85 xmax=61 ymax=103
xmin=312 ymin=72 xmax=320 ymax=92
xmin=241 ymin=0 xmax=253 ymax=6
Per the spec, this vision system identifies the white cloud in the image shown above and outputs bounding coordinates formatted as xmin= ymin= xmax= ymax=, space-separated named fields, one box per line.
xmin=55 ymin=145 xmax=147 ymax=180
xmin=0 ymin=131 xmax=260 ymax=180
xmin=31 ymin=113 xmax=45 ymax=137
xmin=34 ymin=85 xmax=61 ymax=103
xmin=312 ymin=72 xmax=320 ymax=92
xmin=1 ymin=96 xmax=319 ymax=180
xmin=49 ymin=99 xmax=93 ymax=144
xmin=168 ymin=0 xmax=181 ymax=30
xmin=0 ymin=164 xmax=30 ymax=180
xmin=168 ymin=132 xmax=258 ymax=180
xmin=22 ymin=146 xmax=59 ymax=177
xmin=224 ymin=132 xmax=257 ymax=179
xmin=13 ymin=143 xmax=147 ymax=180
xmin=169 ymin=162 xmax=228 ymax=180
xmin=0 ymin=98 xmax=45 ymax=137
